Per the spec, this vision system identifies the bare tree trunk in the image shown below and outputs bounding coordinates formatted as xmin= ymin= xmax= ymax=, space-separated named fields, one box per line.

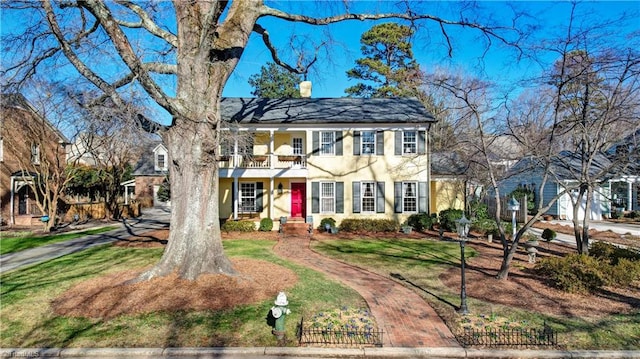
xmin=138 ymin=117 xmax=235 ymax=280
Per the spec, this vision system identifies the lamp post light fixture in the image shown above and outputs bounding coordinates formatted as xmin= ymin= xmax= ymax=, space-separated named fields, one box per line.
xmin=455 ymin=213 xmax=471 ymax=315
xmin=508 ymin=196 xmax=520 ymax=239
xmin=277 ymin=182 xmax=284 ymax=195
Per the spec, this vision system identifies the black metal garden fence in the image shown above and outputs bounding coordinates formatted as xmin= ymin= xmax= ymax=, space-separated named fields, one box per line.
xmin=458 ymin=323 xmax=557 ymax=348
xmin=297 ymin=318 xmax=383 ymax=347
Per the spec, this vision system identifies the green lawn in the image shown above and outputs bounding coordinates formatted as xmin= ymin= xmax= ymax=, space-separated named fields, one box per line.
xmin=313 ymin=237 xmax=640 ymax=350
xmin=0 ymin=240 xmax=365 ymax=348
xmin=0 ymin=226 xmax=119 ymax=255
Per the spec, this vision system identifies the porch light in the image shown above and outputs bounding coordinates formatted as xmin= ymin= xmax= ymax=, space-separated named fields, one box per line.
xmin=278 ymin=182 xmax=283 ymax=195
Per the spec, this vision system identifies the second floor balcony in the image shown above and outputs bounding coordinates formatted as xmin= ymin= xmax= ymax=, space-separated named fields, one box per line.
xmin=218 ymin=153 xmax=307 ymax=169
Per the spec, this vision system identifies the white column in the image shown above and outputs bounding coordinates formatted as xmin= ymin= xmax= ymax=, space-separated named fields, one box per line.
xmin=269 ymin=177 xmax=275 ymax=220
xmin=233 ymin=177 xmax=239 ymax=220
xmin=269 ymin=130 xmax=275 ymax=170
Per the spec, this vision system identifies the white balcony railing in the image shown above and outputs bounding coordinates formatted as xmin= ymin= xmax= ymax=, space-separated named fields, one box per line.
xmin=218 ymin=154 xmax=306 ymax=169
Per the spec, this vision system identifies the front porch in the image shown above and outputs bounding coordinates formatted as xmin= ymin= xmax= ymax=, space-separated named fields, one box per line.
xmin=219 ymin=178 xmax=309 ymax=228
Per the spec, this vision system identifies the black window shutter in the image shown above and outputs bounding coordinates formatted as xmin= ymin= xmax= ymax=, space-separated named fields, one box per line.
xmin=376 ymin=130 xmax=384 ymax=155
xmin=376 ymin=181 xmax=385 ymax=213
xmin=312 ymin=131 xmax=319 ymax=155
xmin=394 ymin=131 xmax=402 ymax=155
xmin=353 ymin=131 xmax=361 ymax=156
xmin=394 ymin=182 xmax=402 ymax=213
xmin=336 ymin=182 xmax=344 ymax=213
xmin=418 ymin=181 xmax=428 ymax=213
xmin=311 ymin=182 xmax=319 ymax=213
xmin=256 ymin=182 xmax=264 ymax=212
xmin=418 ymin=131 xmax=426 ymax=155
xmin=335 ymin=131 xmax=343 ymax=156
xmin=352 ymin=181 xmax=361 ymax=213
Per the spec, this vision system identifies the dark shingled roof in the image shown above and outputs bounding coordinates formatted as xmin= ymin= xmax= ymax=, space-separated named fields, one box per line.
xmin=220 ymin=97 xmax=435 ymax=125
xmin=431 ymin=152 xmax=468 ymax=176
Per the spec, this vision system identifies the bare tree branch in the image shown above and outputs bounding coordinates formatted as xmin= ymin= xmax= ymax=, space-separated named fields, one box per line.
xmin=114 ymin=0 xmax=178 ymax=47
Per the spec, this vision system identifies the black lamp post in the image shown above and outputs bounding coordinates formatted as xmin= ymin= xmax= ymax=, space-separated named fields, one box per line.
xmin=456 ymin=213 xmax=471 ymax=315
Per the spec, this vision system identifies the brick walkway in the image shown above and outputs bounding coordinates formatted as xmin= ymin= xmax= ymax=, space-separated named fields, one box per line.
xmin=273 ymin=234 xmax=460 ymax=348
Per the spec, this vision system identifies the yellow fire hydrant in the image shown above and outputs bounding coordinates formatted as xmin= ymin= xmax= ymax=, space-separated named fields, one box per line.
xmin=270 ymin=292 xmax=291 ymax=342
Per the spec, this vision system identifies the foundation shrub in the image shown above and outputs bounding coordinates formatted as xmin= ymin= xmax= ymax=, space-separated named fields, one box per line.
xmin=406 ymin=213 xmax=437 ymax=231
xmin=319 ymin=217 xmax=336 ymax=231
xmin=259 ymin=218 xmax=273 ymax=231
xmin=339 ymin=218 xmax=397 ymax=233
xmin=439 ymin=208 xmax=463 ymax=232
xmin=221 ymin=220 xmax=256 ymax=232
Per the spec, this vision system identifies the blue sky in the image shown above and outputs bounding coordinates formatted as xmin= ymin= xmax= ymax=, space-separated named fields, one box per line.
xmin=223 ymin=1 xmax=640 ymax=98
xmin=1 ymin=1 xmax=638 ymax=124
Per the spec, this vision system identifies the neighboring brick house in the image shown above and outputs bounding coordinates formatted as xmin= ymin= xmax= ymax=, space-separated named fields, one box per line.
xmin=129 ymin=142 xmax=169 ymax=208
xmin=130 ymin=95 xmax=469 ymax=226
xmin=0 ymin=93 xmax=69 ymax=226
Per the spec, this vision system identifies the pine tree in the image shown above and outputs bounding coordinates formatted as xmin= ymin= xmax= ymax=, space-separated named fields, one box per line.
xmin=345 ymin=23 xmax=422 ymax=98
xmin=248 ymin=62 xmax=302 ymax=98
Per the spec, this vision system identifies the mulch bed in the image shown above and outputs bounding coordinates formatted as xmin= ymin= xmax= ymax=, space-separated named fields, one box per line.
xmin=55 ymin=224 xmax=639 ymax=320
xmin=52 ymin=257 xmax=297 ymax=319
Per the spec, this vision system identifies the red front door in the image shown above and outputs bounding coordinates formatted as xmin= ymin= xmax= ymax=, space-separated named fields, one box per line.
xmin=291 ymin=182 xmax=306 ymax=218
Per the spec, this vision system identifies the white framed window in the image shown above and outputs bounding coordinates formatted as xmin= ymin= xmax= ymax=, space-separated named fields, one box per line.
xmin=31 ymin=144 xmax=40 ymax=164
xmin=362 ymin=182 xmax=376 ymax=212
xmin=292 ymin=137 xmax=303 ymax=155
xmin=320 ymin=131 xmax=335 ymax=155
xmin=403 ymin=182 xmax=417 ymax=212
xmin=361 ymin=131 xmax=375 ymax=155
xmin=403 ymin=131 xmax=417 ymax=154
xmin=320 ymin=182 xmax=335 ymax=213
xmin=0 ymin=137 xmax=3 ymax=162
xmin=156 ymin=154 xmax=166 ymax=170
xmin=240 ymin=182 xmax=256 ymax=212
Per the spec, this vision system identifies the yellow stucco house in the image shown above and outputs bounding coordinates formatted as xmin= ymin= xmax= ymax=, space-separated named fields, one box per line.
xmin=134 ymin=97 xmax=467 ymax=226
xmin=217 ymin=97 xmax=436 ymax=227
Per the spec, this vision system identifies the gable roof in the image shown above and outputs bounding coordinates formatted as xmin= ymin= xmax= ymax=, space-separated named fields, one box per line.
xmin=220 ymin=97 xmax=435 ymax=125
xmin=508 ymin=151 xmax=617 ymax=182
xmin=1 ymin=93 xmax=70 ymax=144
xmin=431 ymin=152 xmax=467 ymax=176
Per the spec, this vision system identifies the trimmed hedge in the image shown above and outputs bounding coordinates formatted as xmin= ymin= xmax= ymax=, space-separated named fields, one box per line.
xmin=221 ymin=220 xmax=256 ymax=232
xmin=339 ymin=218 xmax=398 ymax=233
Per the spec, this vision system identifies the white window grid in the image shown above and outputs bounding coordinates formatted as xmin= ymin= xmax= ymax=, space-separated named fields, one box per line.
xmin=403 ymin=131 xmax=417 ymax=154
xmin=156 ymin=154 xmax=166 ymax=170
xmin=362 ymin=131 xmax=375 ymax=155
xmin=320 ymin=182 xmax=335 ymax=213
xmin=240 ymin=182 xmax=256 ymax=212
xmin=293 ymin=137 xmax=303 ymax=155
xmin=403 ymin=182 xmax=417 ymax=212
xmin=362 ymin=182 xmax=376 ymax=212
xmin=320 ymin=132 xmax=335 ymax=155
